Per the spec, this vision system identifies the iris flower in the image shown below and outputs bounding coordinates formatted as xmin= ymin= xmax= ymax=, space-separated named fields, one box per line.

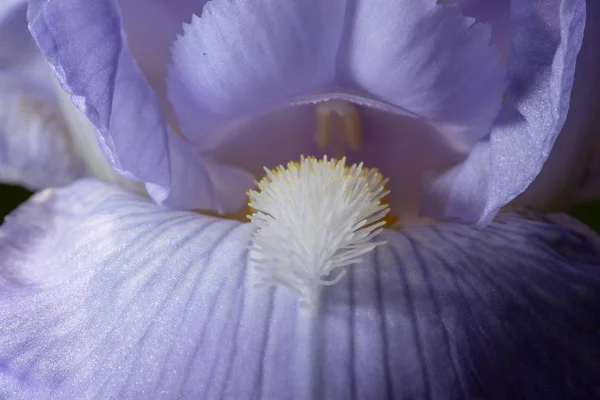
xmin=1 ymin=0 xmax=600 ymax=398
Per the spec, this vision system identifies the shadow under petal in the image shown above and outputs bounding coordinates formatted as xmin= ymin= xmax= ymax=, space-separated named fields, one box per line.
xmin=350 ymin=107 xmax=466 ymax=224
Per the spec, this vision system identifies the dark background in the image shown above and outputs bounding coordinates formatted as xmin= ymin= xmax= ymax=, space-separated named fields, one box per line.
xmin=0 ymin=183 xmax=33 ymax=220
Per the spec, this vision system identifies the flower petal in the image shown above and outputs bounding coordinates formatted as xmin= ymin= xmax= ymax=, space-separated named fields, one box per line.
xmin=430 ymin=0 xmax=587 ymax=224
xmin=1 ymin=0 xmax=40 ymax=72
xmin=50 ymin=76 xmax=146 ymax=193
xmin=0 ymin=85 xmax=86 ymax=189
xmin=147 ymin=130 xmax=255 ymax=213
xmin=27 ymin=0 xmax=171 ymax=188
xmin=513 ymin=0 xmax=600 ymax=210
xmin=116 ymin=0 xmax=204 ymax=126
xmin=167 ymin=0 xmax=347 ymax=147
xmin=0 ymin=1 xmax=85 ymax=189
xmin=1 ymin=180 xmax=599 ymax=398
xmin=344 ymin=0 xmax=506 ymax=149
xmin=452 ymin=0 xmax=511 ymax=60
xmin=346 ymin=106 xmax=465 ymax=225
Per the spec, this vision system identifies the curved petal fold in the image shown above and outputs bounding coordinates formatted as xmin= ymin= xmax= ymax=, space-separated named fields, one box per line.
xmin=430 ymin=0 xmax=587 ymax=224
xmin=1 ymin=179 xmax=599 ymax=398
xmin=27 ymin=0 xmax=171 ymax=188
xmin=116 ymin=0 xmax=205 ymax=126
xmin=167 ymin=0 xmax=346 ymax=147
xmin=512 ymin=0 xmax=600 ymax=209
xmin=452 ymin=0 xmax=511 ymax=59
xmin=146 ymin=130 xmax=254 ymax=213
xmin=0 ymin=1 xmax=85 ymax=189
xmin=344 ymin=0 xmax=506 ymax=149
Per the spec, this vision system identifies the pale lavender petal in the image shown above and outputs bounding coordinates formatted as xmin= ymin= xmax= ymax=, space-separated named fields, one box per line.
xmin=0 ymin=1 xmax=85 ymax=188
xmin=179 ymin=100 xmax=465 ymax=220
xmin=164 ymin=0 xmax=347 ymax=211
xmin=147 ymin=130 xmax=255 ymax=213
xmin=344 ymin=0 xmax=506 ymax=149
xmin=27 ymin=0 xmax=170 ymax=188
xmin=117 ymin=0 xmax=204 ymax=126
xmin=345 ymin=106 xmax=465 ymax=225
xmin=430 ymin=0 xmax=587 ymax=224
xmin=147 ymin=107 xmax=319 ymax=213
xmin=1 ymin=1 xmax=39 ymax=73
xmin=167 ymin=0 xmax=346 ymax=148
xmin=50 ymin=76 xmax=146 ymax=193
xmin=207 ymin=105 xmax=325 ymax=178
xmin=166 ymin=0 xmax=508 ymax=215
xmin=513 ymin=0 xmax=600 ymax=209
xmin=455 ymin=0 xmax=600 ymax=210
xmin=453 ymin=0 xmax=511 ymax=59
xmin=1 ymin=180 xmax=599 ymax=398
xmin=0 ymin=0 xmax=24 ymax=19
xmin=0 ymin=85 xmax=86 ymax=189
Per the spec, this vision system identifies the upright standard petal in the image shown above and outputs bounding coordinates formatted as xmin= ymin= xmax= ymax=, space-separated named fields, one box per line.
xmin=0 ymin=1 xmax=85 ymax=189
xmin=452 ymin=0 xmax=511 ymax=60
xmin=116 ymin=0 xmax=205 ymax=126
xmin=513 ymin=0 xmax=600 ymax=210
xmin=344 ymin=0 xmax=506 ymax=150
xmin=27 ymin=0 xmax=171 ymax=188
xmin=167 ymin=0 xmax=347 ymax=148
xmin=166 ymin=0 xmax=506 ymax=216
xmin=1 ymin=179 xmax=599 ymax=398
xmin=431 ymin=0 xmax=587 ymax=224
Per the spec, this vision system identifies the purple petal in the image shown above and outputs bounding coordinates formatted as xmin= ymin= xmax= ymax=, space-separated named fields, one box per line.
xmin=1 ymin=1 xmax=39 ymax=72
xmin=166 ymin=0 xmax=507 ymax=216
xmin=27 ymin=0 xmax=171 ymax=188
xmin=0 ymin=1 xmax=85 ymax=188
xmin=116 ymin=0 xmax=204 ymax=126
xmin=346 ymin=106 xmax=465 ymax=225
xmin=147 ymin=130 xmax=254 ymax=213
xmin=344 ymin=0 xmax=506 ymax=149
xmin=51 ymin=76 xmax=146 ymax=193
xmin=208 ymin=105 xmax=324 ymax=179
xmin=167 ymin=0 xmax=346 ymax=148
xmin=452 ymin=0 xmax=511 ymax=60
xmin=514 ymin=0 xmax=600 ymax=209
xmin=430 ymin=0 xmax=587 ymax=224
xmin=203 ymin=101 xmax=465 ymax=221
xmin=455 ymin=0 xmax=600 ymax=210
xmin=1 ymin=180 xmax=599 ymax=398
xmin=0 ymin=85 xmax=86 ymax=189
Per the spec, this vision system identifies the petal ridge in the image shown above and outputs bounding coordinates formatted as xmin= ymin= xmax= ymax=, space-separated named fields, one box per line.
xmin=27 ymin=0 xmax=171 ymax=188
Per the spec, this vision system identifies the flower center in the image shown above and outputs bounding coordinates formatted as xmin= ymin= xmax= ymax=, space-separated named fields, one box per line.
xmin=248 ymin=156 xmax=389 ymax=310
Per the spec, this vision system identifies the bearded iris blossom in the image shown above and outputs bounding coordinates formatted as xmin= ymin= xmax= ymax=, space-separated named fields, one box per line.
xmin=1 ymin=0 xmax=600 ymax=398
